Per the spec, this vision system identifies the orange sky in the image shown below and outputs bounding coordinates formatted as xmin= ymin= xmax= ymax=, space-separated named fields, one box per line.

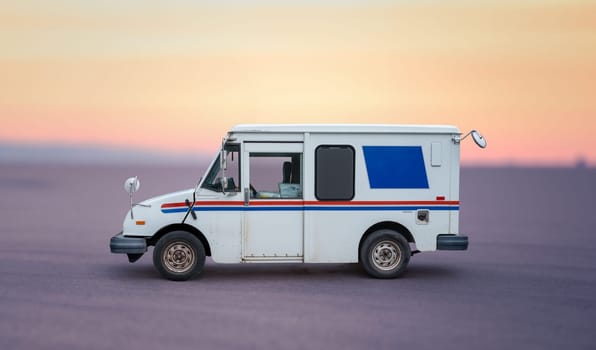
xmin=1 ymin=1 xmax=595 ymax=165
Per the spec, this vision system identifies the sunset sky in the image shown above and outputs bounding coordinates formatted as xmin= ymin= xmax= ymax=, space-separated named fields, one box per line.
xmin=1 ymin=0 xmax=594 ymax=165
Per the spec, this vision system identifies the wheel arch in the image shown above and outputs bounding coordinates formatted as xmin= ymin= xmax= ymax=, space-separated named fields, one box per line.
xmin=358 ymin=221 xmax=415 ymax=255
xmin=147 ymin=223 xmax=212 ymax=257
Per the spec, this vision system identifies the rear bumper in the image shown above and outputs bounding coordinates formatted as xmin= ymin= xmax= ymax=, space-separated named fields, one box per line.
xmin=437 ymin=234 xmax=468 ymax=251
xmin=110 ymin=232 xmax=147 ymax=254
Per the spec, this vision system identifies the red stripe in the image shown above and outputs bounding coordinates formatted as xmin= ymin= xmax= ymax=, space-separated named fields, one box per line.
xmin=161 ymin=200 xmax=459 ymax=208
xmin=161 ymin=201 xmax=244 ymax=208
xmin=303 ymin=200 xmax=459 ymax=205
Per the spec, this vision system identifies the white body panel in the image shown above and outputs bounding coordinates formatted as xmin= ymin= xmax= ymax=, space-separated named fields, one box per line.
xmin=122 ymin=124 xmax=462 ymax=264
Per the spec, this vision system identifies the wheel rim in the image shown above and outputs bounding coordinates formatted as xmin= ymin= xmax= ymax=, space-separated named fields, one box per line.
xmin=371 ymin=240 xmax=402 ymax=271
xmin=162 ymin=241 xmax=196 ymax=273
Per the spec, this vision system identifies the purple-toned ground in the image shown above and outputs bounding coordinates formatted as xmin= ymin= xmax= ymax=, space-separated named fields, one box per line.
xmin=0 ymin=164 xmax=594 ymax=350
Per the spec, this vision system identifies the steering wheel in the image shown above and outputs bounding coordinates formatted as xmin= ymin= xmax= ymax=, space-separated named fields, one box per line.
xmin=249 ymin=184 xmax=257 ymax=197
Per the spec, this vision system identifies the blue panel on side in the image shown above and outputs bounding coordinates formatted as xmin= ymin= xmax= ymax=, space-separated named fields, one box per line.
xmin=362 ymin=146 xmax=429 ymax=189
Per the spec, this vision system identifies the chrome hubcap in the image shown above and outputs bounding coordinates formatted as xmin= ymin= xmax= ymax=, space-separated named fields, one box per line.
xmin=162 ymin=241 xmax=195 ymax=273
xmin=372 ymin=240 xmax=402 ymax=271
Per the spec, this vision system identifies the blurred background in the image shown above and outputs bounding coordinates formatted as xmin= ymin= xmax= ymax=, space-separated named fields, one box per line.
xmin=1 ymin=0 xmax=595 ymax=167
xmin=1 ymin=2 xmax=596 ymax=350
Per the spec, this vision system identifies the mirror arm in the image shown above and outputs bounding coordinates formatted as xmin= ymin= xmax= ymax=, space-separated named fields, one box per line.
xmin=459 ymin=130 xmax=474 ymax=141
xmin=129 ymin=192 xmax=134 ymax=219
xmin=453 ymin=130 xmax=487 ymax=148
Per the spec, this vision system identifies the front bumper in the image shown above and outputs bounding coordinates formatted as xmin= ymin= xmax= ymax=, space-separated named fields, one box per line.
xmin=110 ymin=232 xmax=147 ymax=254
xmin=437 ymin=234 xmax=469 ymax=250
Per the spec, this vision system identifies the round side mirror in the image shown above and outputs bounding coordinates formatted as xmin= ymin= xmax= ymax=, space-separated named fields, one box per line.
xmin=124 ymin=176 xmax=140 ymax=194
xmin=471 ymin=130 xmax=487 ymax=148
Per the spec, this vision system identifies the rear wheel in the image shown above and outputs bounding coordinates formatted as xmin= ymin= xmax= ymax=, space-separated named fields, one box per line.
xmin=153 ymin=231 xmax=205 ymax=281
xmin=360 ymin=229 xmax=410 ymax=279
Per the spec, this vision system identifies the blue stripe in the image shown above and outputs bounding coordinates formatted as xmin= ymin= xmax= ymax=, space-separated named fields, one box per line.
xmin=162 ymin=206 xmax=459 ymax=213
xmin=162 ymin=208 xmax=190 ymax=213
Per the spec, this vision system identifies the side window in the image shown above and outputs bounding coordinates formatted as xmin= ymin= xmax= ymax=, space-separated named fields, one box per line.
xmin=201 ymin=144 xmax=240 ymax=192
xmin=249 ymin=153 xmax=302 ymax=199
xmin=315 ymin=145 xmax=355 ymax=200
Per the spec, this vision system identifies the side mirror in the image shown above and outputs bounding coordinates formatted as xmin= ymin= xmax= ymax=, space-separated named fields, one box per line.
xmin=457 ymin=130 xmax=487 ymax=149
xmin=124 ymin=176 xmax=140 ymax=219
xmin=471 ymin=130 xmax=487 ymax=148
xmin=124 ymin=176 xmax=140 ymax=194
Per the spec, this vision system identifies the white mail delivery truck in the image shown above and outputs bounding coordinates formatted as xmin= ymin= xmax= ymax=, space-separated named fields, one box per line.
xmin=110 ymin=124 xmax=486 ymax=281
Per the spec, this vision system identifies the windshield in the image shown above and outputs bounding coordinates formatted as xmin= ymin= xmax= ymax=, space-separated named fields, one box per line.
xmin=201 ymin=144 xmax=240 ymax=192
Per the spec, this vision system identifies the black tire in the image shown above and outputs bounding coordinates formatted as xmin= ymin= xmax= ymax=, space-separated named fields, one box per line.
xmin=359 ymin=229 xmax=411 ymax=279
xmin=153 ymin=231 xmax=205 ymax=281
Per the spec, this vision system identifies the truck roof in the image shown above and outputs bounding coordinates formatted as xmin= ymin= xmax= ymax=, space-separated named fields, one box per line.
xmin=230 ymin=124 xmax=460 ymax=135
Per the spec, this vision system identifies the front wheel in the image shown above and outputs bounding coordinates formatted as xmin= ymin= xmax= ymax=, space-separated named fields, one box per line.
xmin=153 ymin=231 xmax=205 ymax=281
xmin=360 ymin=229 xmax=410 ymax=279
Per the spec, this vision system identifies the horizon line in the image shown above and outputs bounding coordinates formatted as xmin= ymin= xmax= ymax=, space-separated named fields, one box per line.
xmin=0 ymin=141 xmax=593 ymax=169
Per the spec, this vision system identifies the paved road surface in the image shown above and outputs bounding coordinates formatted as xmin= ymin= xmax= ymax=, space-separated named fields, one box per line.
xmin=0 ymin=165 xmax=594 ymax=350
